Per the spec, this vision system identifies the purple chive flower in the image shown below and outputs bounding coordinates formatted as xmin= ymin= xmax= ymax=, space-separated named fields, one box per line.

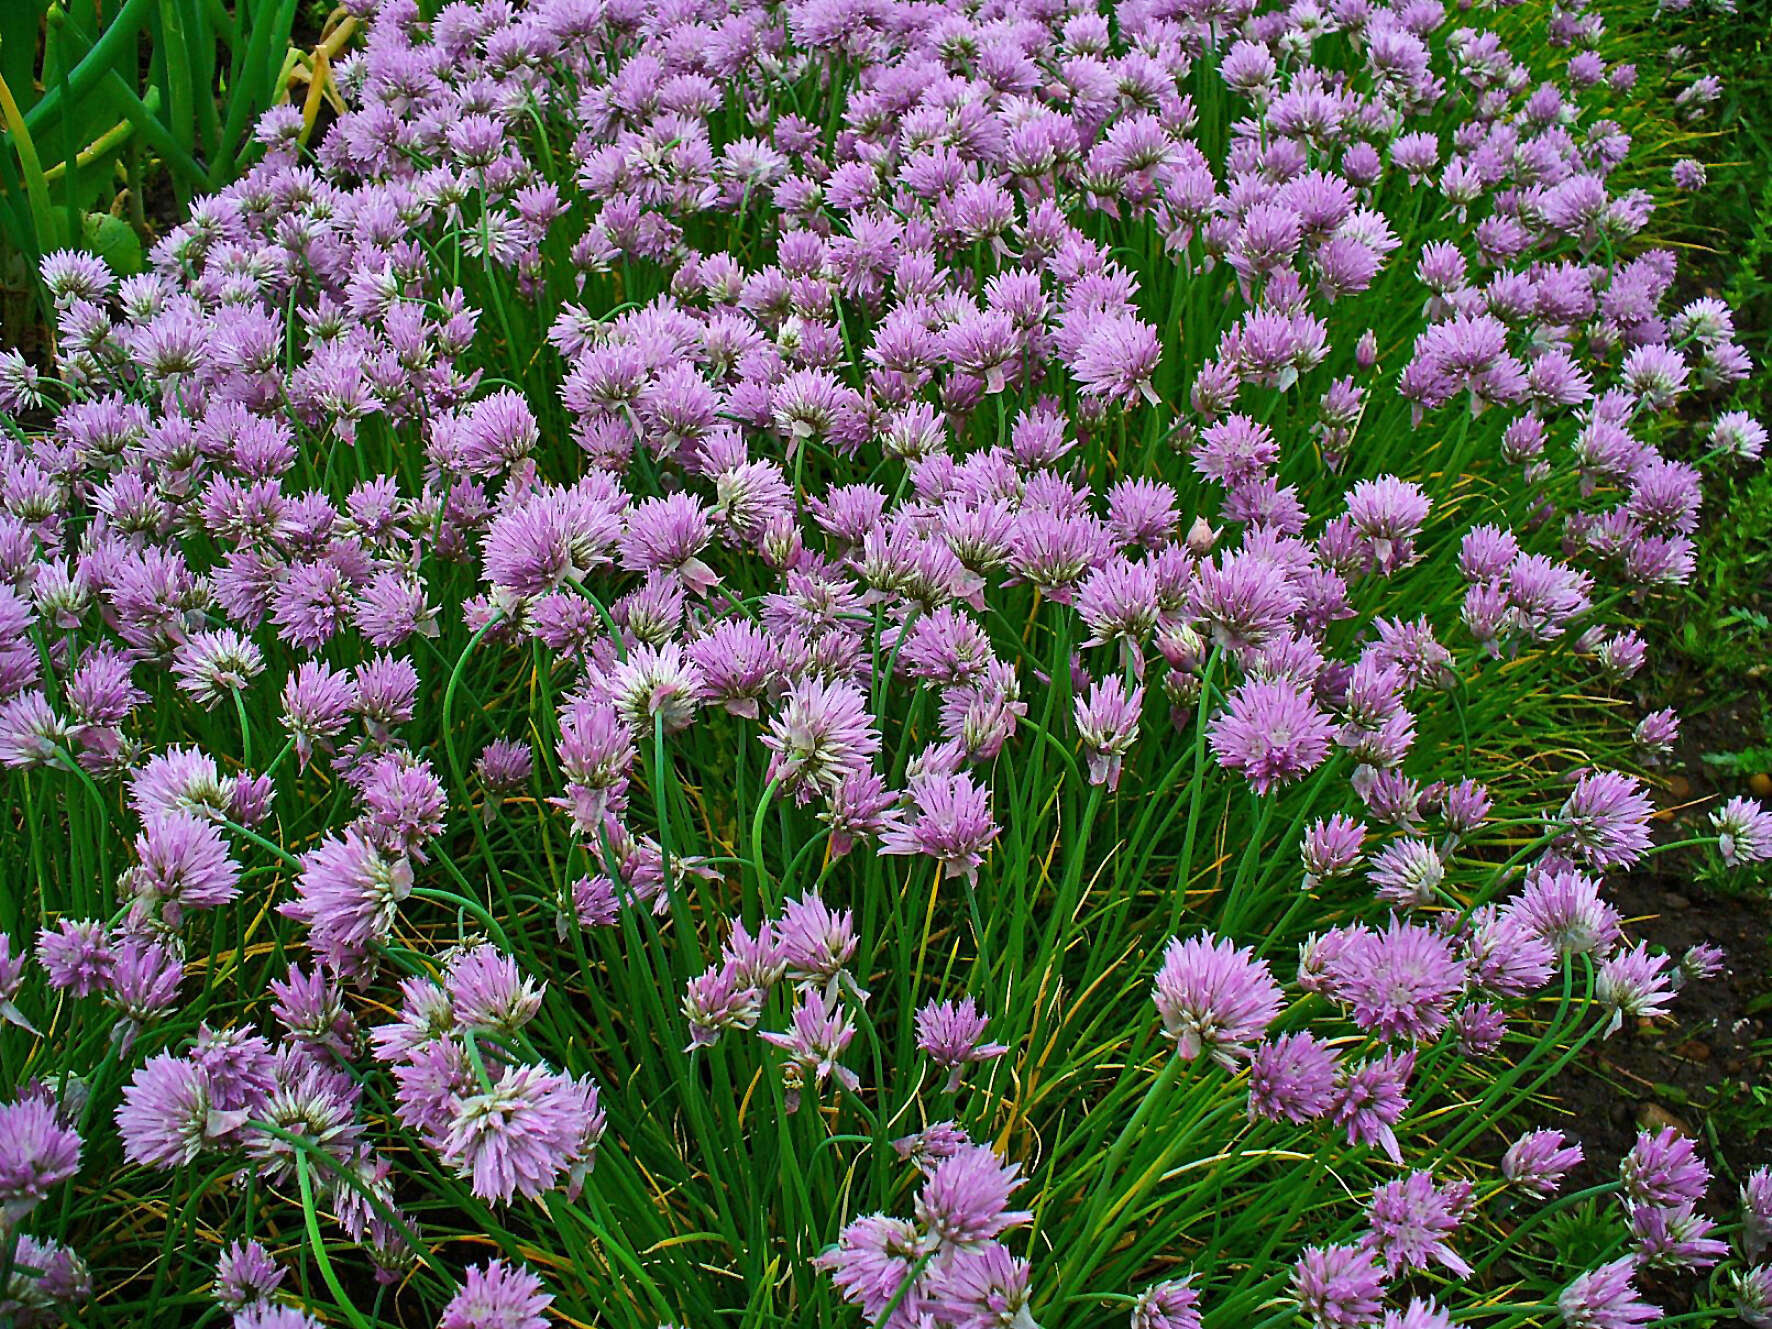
xmin=475 ymin=738 xmax=534 ymax=802
xmin=1248 ymin=1032 xmax=1338 ymax=1123
xmin=620 ymin=493 xmax=718 ymax=595
xmin=3 ymin=1235 xmax=93 ymax=1324
xmin=212 ymin=1239 xmax=284 ymax=1310
xmin=352 ymin=655 xmax=419 ymax=735
xmin=775 ymin=893 xmax=858 ymax=989
xmin=1107 ymin=479 xmax=1180 ymax=550
xmin=683 ymin=963 xmax=765 ymax=1051
xmin=1631 ymin=1201 xmax=1727 ymax=1270
xmin=354 ymin=755 xmax=447 ymax=858
xmin=1675 ymin=943 xmax=1726 ymax=985
xmin=1131 ymin=1277 xmax=1201 ymax=1329
xmin=1210 ymin=679 xmax=1334 ymax=795
xmin=1508 ymin=864 xmax=1621 ymax=957
xmin=0 ymin=350 xmax=43 ymax=412
xmin=1744 ymin=1166 xmax=1772 ymax=1259
xmin=1345 ymin=477 xmax=1430 ymax=573
xmin=1301 ymin=814 xmax=1366 ymax=886
xmin=129 ymin=748 xmax=233 ymax=824
xmin=1325 ymin=918 xmax=1468 ymax=1043
xmin=1069 ymin=311 xmax=1162 ymax=406
xmin=269 ymin=962 xmax=356 ymax=1061
xmin=1333 ymin=1050 xmax=1415 ymax=1163
xmin=1633 ymin=708 xmax=1679 ymax=757
xmin=915 ymin=997 xmax=1009 ymax=1092
xmin=371 ymin=971 xmax=457 ymax=1064
xmin=241 ymin=1056 xmax=360 ymax=1183
xmin=0 ymin=1096 xmax=81 ymax=1224
xmin=1557 ymin=1258 xmax=1659 ymax=1329
xmin=601 ymin=642 xmax=706 ymax=735
xmin=438 ymin=1259 xmax=553 ymax=1329
xmin=1074 ymin=677 xmax=1142 ymax=790
xmin=901 ymin=609 xmax=996 ymax=686
xmin=1554 ymin=772 xmax=1655 ymax=870
xmin=1709 ymin=411 xmax=1768 ymax=460
xmin=1291 ymin=1244 xmax=1386 ymax=1329
xmin=234 ymin=1302 xmax=322 ymax=1329
xmin=115 ymin=1054 xmax=215 ymax=1170
xmin=37 ymin=920 xmax=115 ymax=996
xmin=192 ymin=1025 xmax=276 ymax=1115
xmin=1596 ymin=943 xmax=1675 ymax=1035
xmin=758 ymin=988 xmax=860 ymax=1113
xmin=1501 ymin=1128 xmax=1584 ymax=1198
xmin=105 ymin=934 xmax=185 ymax=1033
xmin=762 ymin=676 xmax=882 ymax=804
xmin=1712 ymin=796 xmax=1772 ymax=866
xmin=1440 ymin=780 xmax=1493 ymax=836
xmin=1191 ymin=551 xmax=1301 ymax=654
xmin=280 ymin=829 xmax=413 ymax=980
xmin=1460 ymin=525 xmax=1520 ymax=581
xmin=448 ymin=946 xmax=544 ymax=1037
xmin=915 ymin=1144 xmax=1032 ymax=1250
xmin=555 ymin=697 xmax=634 ymax=832
xmin=1152 ymin=933 xmax=1284 ymax=1068
xmin=1735 ymin=1265 xmax=1772 ymax=1328
xmin=817 ymin=1214 xmax=926 ymax=1322
xmin=821 ymin=770 xmax=905 ymax=858
xmin=1620 ymin=1127 xmax=1710 ymax=1207
xmin=269 ymin=562 xmax=355 ymax=652
xmin=0 ymin=692 xmax=69 ymax=769
xmin=1453 ymin=999 xmax=1507 ymax=1055
xmin=1366 ymin=839 xmax=1444 ymax=909
xmin=1361 ymin=1170 xmax=1473 ymax=1277
xmin=282 ymin=662 xmax=357 ymax=770
xmin=893 ymin=1122 xmax=972 ymax=1174
xmin=1194 ymin=415 xmax=1279 ymax=488
xmin=171 ymin=630 xmax=265 ymax=709
xmin=128 ymin=811 xmax=241 ymax=927
xmin=482 ymin=480 xmax=624 ymax=605
xmin=688 ymin=619 xmax=777 ymax=718
xmin=0 ymin=934 xmax=21 ymax=1013
xmin=64 ymin=645 xmax=138 ymax=730
xmin=440 ymin=1064 xmax=603 ymax=1205
xmin=1007 ymin=509 xmax=1113 ymax=605
xmin=879 ymin=772 xmax=999 ymax=884
xmin=1382 ymin=1300 xmax=1452 ymax=1329
xmin=925 ymin=1244 xmax=1036 ymax=1329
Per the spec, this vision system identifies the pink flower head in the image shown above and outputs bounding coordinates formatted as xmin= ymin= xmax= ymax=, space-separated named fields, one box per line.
xmin=1210 ymin=678 xmax=1334 ymax=795
xmin=1501 ymin=1128 xmax=1583 ymax=1198
xmin=1152 ymin=933 xmax=1284 ymax=1067
xmin=439 ymin=1259 xmax=554 ymax=1329
xmin=916 ymin=997 xmax=1010 ymax=1092
xmin=0 ymin=1096 xmax=81 ymax=1224
xmin=1558 ymin=1258 xmax=1659 ymax=1329
xmin=880 ymin=772 xmax=999 ymax=884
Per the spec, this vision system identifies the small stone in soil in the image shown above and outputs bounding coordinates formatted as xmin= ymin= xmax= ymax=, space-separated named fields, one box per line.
xmin=1636 ymin=1103 xmax=1695 ymax=1136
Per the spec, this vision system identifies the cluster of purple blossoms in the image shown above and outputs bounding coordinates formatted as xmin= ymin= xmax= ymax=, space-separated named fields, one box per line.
xmin=107 ymin=1012 xmax=422 ymax=1283
xmin=372 ymin=945 xmax=605 ymax=1204
xmin=819 ymin=1132 xmax=1038 ymax=1329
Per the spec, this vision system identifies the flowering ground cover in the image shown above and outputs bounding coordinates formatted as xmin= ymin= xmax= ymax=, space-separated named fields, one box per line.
xmin=1 ymin=0 xmax=1770 ymax=1327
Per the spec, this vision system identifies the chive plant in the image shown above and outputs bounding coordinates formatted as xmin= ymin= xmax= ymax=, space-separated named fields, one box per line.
xmin=0 ymin=1 xmax=1767 ymax=1328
